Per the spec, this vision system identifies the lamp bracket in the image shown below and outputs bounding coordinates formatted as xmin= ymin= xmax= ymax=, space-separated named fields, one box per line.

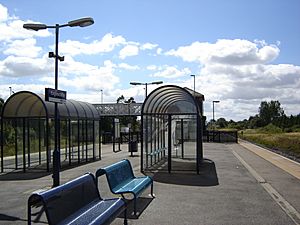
xmin=48 ymin=52 xmax=64 ymax=61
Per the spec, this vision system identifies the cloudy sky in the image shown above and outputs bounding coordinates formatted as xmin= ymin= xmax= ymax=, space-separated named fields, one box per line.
xmin=0 ymin=0 xmax=299 ymax=121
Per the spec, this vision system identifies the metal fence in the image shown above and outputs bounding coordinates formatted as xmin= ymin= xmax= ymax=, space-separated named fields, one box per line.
xmin=203 ymin=130 xmax=238 ymax=143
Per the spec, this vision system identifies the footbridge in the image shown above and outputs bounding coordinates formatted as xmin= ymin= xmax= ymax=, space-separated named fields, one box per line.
xmin=93 ymin=103 xmax=143 ymax=116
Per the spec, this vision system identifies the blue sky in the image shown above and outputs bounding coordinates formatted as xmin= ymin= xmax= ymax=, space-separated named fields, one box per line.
xmin=0 ymin=0 xmax=300 ymax=121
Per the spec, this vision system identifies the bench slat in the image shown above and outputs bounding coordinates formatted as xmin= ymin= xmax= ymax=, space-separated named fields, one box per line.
xmin=59 ymin=198 xmax=125 ymax=225
xmin=114 ymin=177 xmax=152 ymax=196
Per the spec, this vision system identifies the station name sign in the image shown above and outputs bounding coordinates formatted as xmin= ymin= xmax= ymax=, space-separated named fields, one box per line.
xmin=45 ymin=88 xmax=67 ymax=104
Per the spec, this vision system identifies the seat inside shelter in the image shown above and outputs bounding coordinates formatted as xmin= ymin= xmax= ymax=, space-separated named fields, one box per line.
xmin=141 ymin=85 xmax=205 ymax=174
xmin=1 ymin=91 xmax=101 ymax=173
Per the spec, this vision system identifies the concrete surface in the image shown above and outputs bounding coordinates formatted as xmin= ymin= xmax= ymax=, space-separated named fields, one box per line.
xmin=0 ymin=141 xmax=299 ymax=225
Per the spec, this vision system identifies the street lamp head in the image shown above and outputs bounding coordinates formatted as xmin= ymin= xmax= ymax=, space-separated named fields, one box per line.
xmin=23 ymin=23 xmax=47 ymax=31
xmin=130 ymin=82 xmax=143 ymax=85
xmin=190 ymin=74 xmax=196 ymax=77
xmin=68 ymin=17 xmax=94 ymax=27
xmin=213 ymin=100 xmax=220 ymax=103
xmin=150 ymin=81 xmax=163 ymax=85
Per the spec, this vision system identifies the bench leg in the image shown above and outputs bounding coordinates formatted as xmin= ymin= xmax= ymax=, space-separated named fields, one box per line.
xmin=151 ymin=182 xmax=155 ymax=198
xmin=124 ymin=207 xmax=128 ymax=225
xmin=134 ymin=196 xmax=137 ymax=216
xmin=28 ymin=202 xmax=31 ymax=225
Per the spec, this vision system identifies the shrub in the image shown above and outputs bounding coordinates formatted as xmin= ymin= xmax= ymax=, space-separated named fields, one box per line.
xmin=258 ymin=124 xmax=282 ymax=134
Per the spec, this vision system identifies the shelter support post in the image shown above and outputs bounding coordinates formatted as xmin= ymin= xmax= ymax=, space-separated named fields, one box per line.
xmin=23 ymin=118 xmax=26 ymax=172
xmin=15 ymin=120 xmax=18 ymax=169
xmin=27 ymin=119 xmax=30 ymax=168
xmin=181 ymin=118 xmax=184 ymax=159
xmin=85 ymin=120 xmax=88 ymax=162
xmin=92 ymin=120 xmax=95 ymax=160
xmin=68 ymin=119 xmax=71 ymax=165
xmin=140 ymin=114 xmax=144 ymax=172
xmin=157 ymin=117 xmax=160 ymax=161
xmin=196 ymin=114 xmax=203 ymax=174
xmin=46 ymin=118 xmax=49 ymax=172
xmin=154 ymin=116 xmax=157 ymax=163
xmin=64 ymin=120 xmax=67 ymax=161
xmin=82 ymin=120 xmax=85 ymax=161
xmin=112 ymin=118 xmax=115 ymax=153
xmin=38 ymin=119 xmax=41 ymax=164
xmin=1 ymin=118 xmax=3 ymax=172
xmin=145 ymin=116 xmax=149 ymax=169
xmin=99 ymin=119 xmax=101 ymax=160
xmin=77 ymin=120 xmax=80 ymax=164
xmin=168 ymin=114 xmax=172 ymax=173
xmin=163 ymin=116 xmax=166 ymax=156
xmin=150 ymin=117 xmax=153 ymax=165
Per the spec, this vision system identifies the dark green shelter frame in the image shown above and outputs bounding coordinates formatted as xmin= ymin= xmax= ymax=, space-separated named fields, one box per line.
xmin=141 ymin=85 xmax=204 ymax=174
xmin=0 ymin=91 xmax=101 ymax=173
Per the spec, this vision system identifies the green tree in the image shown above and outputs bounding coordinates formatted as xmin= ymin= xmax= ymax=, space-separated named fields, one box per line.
xmin=248 ymin=115 xmax=264 ymax=128
xmin=116 ymin=95 xmax=125 ymax=103
xmin=216 ymin=117 xmax=228 ymax=128
xmin=116 ymin=96 xmax=138 ymax=131
xmin=258 ymin=100 xmax=285 ymax=126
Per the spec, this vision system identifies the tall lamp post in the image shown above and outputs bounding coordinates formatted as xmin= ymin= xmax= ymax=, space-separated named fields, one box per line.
xmin=23 ymin=17 xmax=94 ymax=187
xmin=190 ymin=74 xmax=196 ymax=97
xmin=100 ymin=89 xmax=104 ymax=104
xmin=212 ymin=100 xmax=220 ymax=130
xmin=9 ymin=87 xmax=14 ymax=96
xmin=130 ymin=81 xmax=163 ymax=99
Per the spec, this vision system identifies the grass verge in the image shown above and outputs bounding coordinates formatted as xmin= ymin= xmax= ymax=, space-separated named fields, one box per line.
xmin=240 ymin=131 xmax=300 ymax=160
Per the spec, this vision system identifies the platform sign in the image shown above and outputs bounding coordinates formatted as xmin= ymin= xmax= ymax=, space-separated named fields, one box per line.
xmin=45 ymin=88 xmax=67 ymax=104
xmin=114 ymin=118 xmax=120 ymax=138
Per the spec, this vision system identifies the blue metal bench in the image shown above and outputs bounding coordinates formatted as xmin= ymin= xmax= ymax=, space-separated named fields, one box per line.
xmin=28 ymin=173 xmax=127 ymax=225
xmin=96 ymin=159 xmax=154 ymax=215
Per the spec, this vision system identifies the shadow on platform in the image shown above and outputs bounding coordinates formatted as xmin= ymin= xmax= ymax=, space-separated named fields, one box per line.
xmin=0 ymin=169 xmax=51 ymax=181
xmin=146 ymin=158 xmax=219 ymax=186
xmin=0 ymin=159 xmax=102 ymax=181
xmin=118 ymin=197 xmax=154 ymax=219
xmin=0 ymin=213 xmax=27 ymax=222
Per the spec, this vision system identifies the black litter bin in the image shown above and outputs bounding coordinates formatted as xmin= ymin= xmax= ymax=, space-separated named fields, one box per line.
xmin=128 ymin=141 xmax=138 ymax=156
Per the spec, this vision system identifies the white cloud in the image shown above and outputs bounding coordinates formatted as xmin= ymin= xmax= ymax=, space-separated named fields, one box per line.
xmin=156 ymin=48 xmax=162 ymax=55
xmin=57 ymin=59 xmax=120 ymax=91
xmin=59 ymin=33 xmax=126 ymax=56
xmin=0 ymin=4 xmax=8 ymax=22
xmin=0 ymin=19 xmax=51 ymax=42
xmin=118 ymin=63 xmax=140 ymax=70
xmin=119 ymin=44 xmax=139 ymax=59
xmin=0 ymin=83 xmax=48 ymax=100
xmin=140 ymin=42 xmax=158 ymax=50
xmin=147 ymin=65 xmax=157 ymax=71
xmin=3 ymin=38 xmax=42 ymax=58
xmin=166 ymin=39 xmax=299 ymax=120
xmin=151 ymin=66 xmax=191 ymax=79
xmin=166 ymin=39 xmax=280 ymax=65
xmin=0 ymin=54 xmax=52 ymax=77
xmin=0 ymin=4 xmax=51 ymax=42
xmin=188 ymin=62 xmax=300 ymax=120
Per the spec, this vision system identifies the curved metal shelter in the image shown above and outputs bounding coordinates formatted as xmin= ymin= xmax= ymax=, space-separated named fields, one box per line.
xmin=2 ymin=91 xmax=99 ymax=119
xmin=1 ymin=91 xmax=101 ymax=173
xmin=141 ymin=85 xmax=204 ymax=174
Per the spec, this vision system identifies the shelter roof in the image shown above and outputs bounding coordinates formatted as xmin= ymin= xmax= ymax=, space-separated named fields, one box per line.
xmin=142 ymin=85 xmax=204 ymax=115
xmin=1 ymin=91 xmax=99 ymax=119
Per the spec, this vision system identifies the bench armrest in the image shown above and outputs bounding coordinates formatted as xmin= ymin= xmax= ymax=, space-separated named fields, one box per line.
xmin=96 ymin=168 xmax=106 ymax=178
